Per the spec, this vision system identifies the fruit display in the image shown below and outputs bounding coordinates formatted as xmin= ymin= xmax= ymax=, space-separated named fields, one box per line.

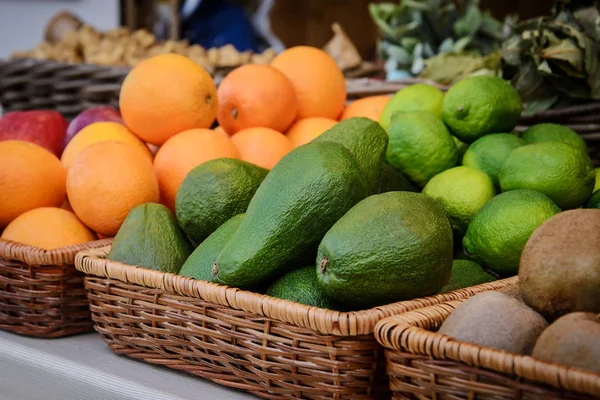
xmin=1 ymin=45 xmax=598 ymax=321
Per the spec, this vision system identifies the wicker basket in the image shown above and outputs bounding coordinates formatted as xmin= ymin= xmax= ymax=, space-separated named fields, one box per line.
xmin=75 ymin=246 xmax=517 ymax=400
xmin=374 ymin=299 xmax=600 ymax=400
xmin=0 ymin=238 xmax=112 ymax=338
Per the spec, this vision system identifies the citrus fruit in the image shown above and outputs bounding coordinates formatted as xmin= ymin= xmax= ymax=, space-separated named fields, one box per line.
xmin=386 ymin=111 xmax=458 ymax=187
xmin=285 ymin=117 xmax=337 ymax=148
xmin=1 ymin=207 xmax=96 ymax=249
xmin=586 ymin=190 xmax=600 ymax=209
xmin=61 ymin=121 xmax=151 ymax=169
xmin=67 ymin=140 xmax=159 ymax=237
xmin=522 ymin=123 xmax=587 ymax=154
xmin=463 ymin=189 xmax=560 ymax=276
xmin=153 ymin=128 xmax=239 ymax=210
xmin=216 ymin=64 xmax=298 ymax=135
xmin=231 ymin=127 xmax=292 ymax=169
xmin=438 ymin=260 xmax=496 ymax=294
xmin=271 ymin=46 xmax=346 ymax=119
xmin=213 ymin=125 xmax=229 ymax=137
xmin=423 ymin=166 xmax=496 ymax=235
xmin=119 ymin=53 xmax=217 ymax=146
xmin=0 ymin=140 xmax=66 ymax=229
xmin=341 ymin=95 xmax=390 ymax=121
xmin=499 ymin=141 xmax=596 ymax=209
xmin=442 ymin=75 xmax=523 ymax=143
xmin=462 ymin=133 xmax=524 ymax=187
xmin=594 ymin=168 xmax=600 ymax=192
xmin=379 ymin=84 xmax=444 ymax=130
xmin=453 ymin=136 xmax=469 ymax=160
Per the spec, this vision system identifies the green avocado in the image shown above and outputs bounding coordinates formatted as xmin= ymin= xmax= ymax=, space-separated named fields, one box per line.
xmin=179 ymin=213 xmax=244 ymax=281
xmin=108 ymin=202 xmax=193 ymax=274
xmin=317 ymin=192 xmax=453 ymax=309
xmin=175 ymin=158 xmax=268 ymax=245
xmin=266 ymin=266 xmax=337 ymax=309
xmin=438 ymin=260 xmax=496 ymax=294
xmin=313 ymin=117 xmax=388 ymax=191
xmin=214 ymin=141 xmax=369 ymax=289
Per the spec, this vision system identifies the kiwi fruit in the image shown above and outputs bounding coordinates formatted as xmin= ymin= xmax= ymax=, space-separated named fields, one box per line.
xmin=439 ymin=291 xmax=547 ymax=355
xmin=532 ymin=312 xmax=600 ymax=374
xmin=519 ymin=209 xmax=600 ymax=319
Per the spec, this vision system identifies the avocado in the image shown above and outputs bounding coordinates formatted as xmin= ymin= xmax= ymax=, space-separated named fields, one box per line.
xmin=179 ymin=213 xmax=244 ymax=281
xmin=214 ymin=141 xmax=368 ymax=289
xmin=108 ymin=202 xmax=193 ymax=274
xmin=317 ymin=192 xmax=453 ymax=308
xmin=175 ymin=158 xmax=268 ymax=244
xmin=439 ymin=291 xmax=547 ymax=355
xmin=439 ymin=260 xmax=496 ymax=294
xmin=313 ymin=117 xmax=388 ymax=191
xmin=266 ymin=266 xmax=337 ymax=309
xmin=373 ymin=163 xmax=419 ymax=194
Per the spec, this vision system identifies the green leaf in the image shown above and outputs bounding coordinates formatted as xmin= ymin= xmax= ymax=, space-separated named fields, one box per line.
xmin=539 ymin=39 xmax=584 ymax=76
xmin=453 ymin=5 xmax=483 ymax=37
xmin=386 ymin=44 xmax=412 ymax=65
xmin=454 ymin=36 xmax=472 ymax=52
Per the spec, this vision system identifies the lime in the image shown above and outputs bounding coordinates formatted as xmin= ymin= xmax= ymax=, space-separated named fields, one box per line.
xmin=386 ymin=111 xmax=458 ymax=187
xmin=438 ymin=260 xmax=496 ymax=294
xmin=453 ymin=136 xmax=469 ymax=161
xmin=379 ymin=84 xmax=444 ymax=130
xmin=594 ymin=167 xmax=600 ymax=193
xmin=423 ymin=166 xmax=496 ymax=235
xmin=463 ymin=189 xmax=560 ymax=276
xmin=522 ymin=123 xmax=588 ymax=155
xmin=499 ymin=141 xmax=596 ymax=209
xmin=462 ymin=133 xmax=524 ymax=187
xmin=442 ymin=75 xmax=522 ymax=143
xmin=587 ymin=190 xmax=600 ymax=209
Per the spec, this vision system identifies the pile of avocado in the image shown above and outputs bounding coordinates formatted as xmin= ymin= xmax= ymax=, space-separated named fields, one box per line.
xmin=108 ymin=117 xmax=496 ymax=311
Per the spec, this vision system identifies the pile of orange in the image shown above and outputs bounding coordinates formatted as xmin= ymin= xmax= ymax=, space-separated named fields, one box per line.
xmin=0 ymin=48 xmax=390 ymax=249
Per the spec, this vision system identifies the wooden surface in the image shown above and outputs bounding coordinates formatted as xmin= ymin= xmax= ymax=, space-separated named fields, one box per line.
xmin=0 ymin=331 xmax=254 ymax=400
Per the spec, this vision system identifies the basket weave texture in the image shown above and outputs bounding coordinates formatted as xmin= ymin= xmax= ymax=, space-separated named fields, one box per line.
xmin=75 ymin=246 xmax=517 ymax=399
xmin=0 ymin=238 xmax=112 ymax=338
xmin=374 ymin=299 xmax=600 ymax=400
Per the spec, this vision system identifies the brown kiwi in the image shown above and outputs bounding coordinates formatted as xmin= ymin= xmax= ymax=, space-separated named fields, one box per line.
xmin=519 ymin=209 xmax=600 ymax=319
xmin=438 ymin=291 xmax=547 ymax=355
xmin=532 ymin=312 xmax=600 ymax=375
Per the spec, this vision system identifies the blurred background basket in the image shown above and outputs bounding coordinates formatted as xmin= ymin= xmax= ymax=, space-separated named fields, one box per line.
xmin=75 ymin=246 xmax=517 ymax=400
xmin=0 ymin=238 xmax=112 ymax=338
xmin=374 ymin=299 xmax=600 ymax=400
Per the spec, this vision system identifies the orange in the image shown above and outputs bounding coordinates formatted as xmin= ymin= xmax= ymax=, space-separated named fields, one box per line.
xmin=271 ymin=46 xmax=346 ymax=120
xmin=153 ymin=128 xmax=239 ymax=210
xmin=213 ymin=125 xmax=229 ymax=137
xmin=119 ymin=53 xmax=218 ymax=146
xmin=0 ymin=140 xmax=66 ymax=229
xmin=67 ymin=140 xmax=159 ymax=237
xmin=61 ymin=121 xmax=152 ymax=169
xmin=217 ymin=64 xmax=298 ymax=135
xmin=286 ymin=117 xmax=338 ymax=148
xmin=341 ymin=95 xmax=391 ymax=121
xmin=2 ymin=207 xmax=96 ymax=249
xmin=231 ymin=127 xmax=292 ymax=169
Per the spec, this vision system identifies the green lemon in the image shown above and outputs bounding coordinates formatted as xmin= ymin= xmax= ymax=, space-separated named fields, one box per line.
xmin=462 ymin=133 xmax=524 ymax=187
xmin=594 ymin=168 xmax=600 ymax=193
xmin=463 ymin=190 xmax=560 ymax=276
xmin=522 ymin=123 xmax=588 ymax=155
xmin=379 ymin=84 xmax=444 ymax=130
xmin=442 ymin=75 xmax=523 ymax=143
xmin=499 ymin=141 xmax=596 ymax=209
xmin=386 ymin=111 xmax=458 ymax=187
xmin=423 ymin=166 xmax=496 ymax=236
xmin=587 ymin=190 xmax=600 ymax=209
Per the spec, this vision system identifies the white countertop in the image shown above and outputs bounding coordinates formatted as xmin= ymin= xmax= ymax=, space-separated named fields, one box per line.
xmin=0 ymin=331 xmax=255 ymax=400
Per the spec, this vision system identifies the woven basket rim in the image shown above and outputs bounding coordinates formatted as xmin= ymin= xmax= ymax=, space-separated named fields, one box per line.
xmin=0 ymin=238 xmax=113 ymax=265
xmin=373 ymin=298 xmax=600 ymax=397
xmin=75 ymin=246 xmax=517 ymax=336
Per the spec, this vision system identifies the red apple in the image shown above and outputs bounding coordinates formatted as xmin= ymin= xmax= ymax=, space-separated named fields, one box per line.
xmin=65 ymin=106 xmax=123 ymax=147
xmin=0 ymin=110 xmax=68 ymax=156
